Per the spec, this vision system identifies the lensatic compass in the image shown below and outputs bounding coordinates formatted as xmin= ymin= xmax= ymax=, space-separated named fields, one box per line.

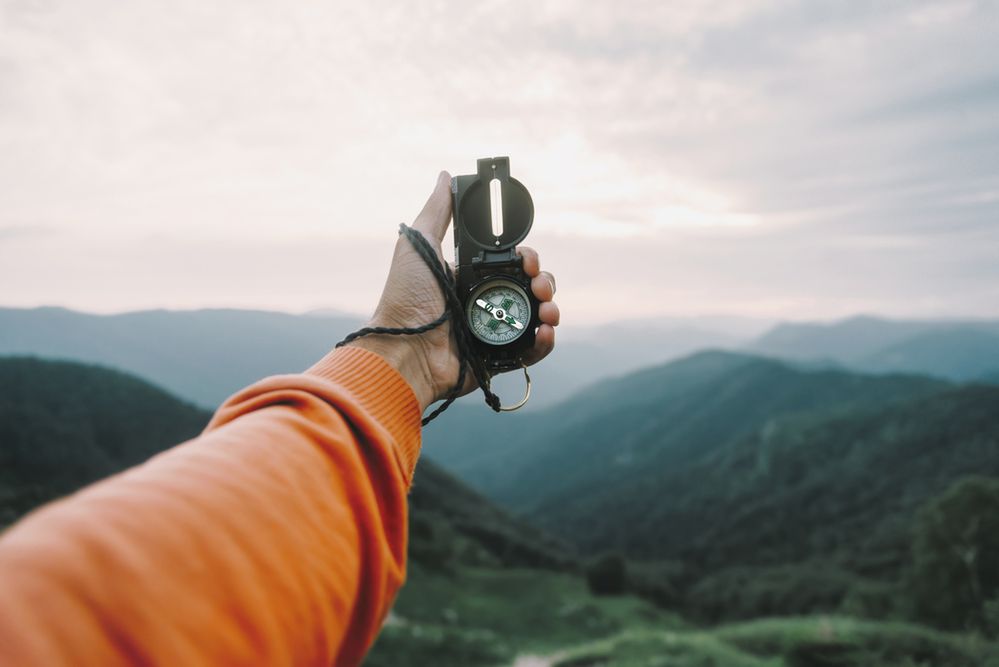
xmin=452 ymin=157 xmax=539 ymax=410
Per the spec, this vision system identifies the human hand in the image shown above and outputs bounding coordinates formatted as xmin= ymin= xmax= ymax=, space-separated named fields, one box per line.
xmin=348 ymin=171 xmax=560 ymax=413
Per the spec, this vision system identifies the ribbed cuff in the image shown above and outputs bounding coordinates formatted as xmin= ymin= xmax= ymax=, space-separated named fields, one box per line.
xmin=306 ymin=346 xmax=423 ymax=480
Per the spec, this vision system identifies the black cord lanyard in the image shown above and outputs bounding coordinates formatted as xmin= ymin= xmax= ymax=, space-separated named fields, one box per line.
xmin=336 ymin=224 xmax=502 ymax=425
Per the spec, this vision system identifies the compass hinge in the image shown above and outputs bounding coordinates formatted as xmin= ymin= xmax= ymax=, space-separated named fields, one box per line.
xmin=470 ymin=249 xmax=522 ymax=271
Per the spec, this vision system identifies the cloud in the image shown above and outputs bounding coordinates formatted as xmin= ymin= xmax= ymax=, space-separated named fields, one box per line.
xmin=0 ymin=0 xmax=997 ymax=319
xmin=0 ymin=224 xmax=54 ymax=239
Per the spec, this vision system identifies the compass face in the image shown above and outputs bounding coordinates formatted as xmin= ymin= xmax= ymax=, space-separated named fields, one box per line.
xmin=466 ymin=278 xmax=532 ymax=346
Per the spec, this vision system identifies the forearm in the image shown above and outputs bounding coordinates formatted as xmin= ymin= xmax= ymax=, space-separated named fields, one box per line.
xmin=0 ymin=347 xmax=422 ymax=667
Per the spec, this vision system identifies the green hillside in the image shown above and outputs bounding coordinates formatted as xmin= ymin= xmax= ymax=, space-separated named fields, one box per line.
xmin=552 ymin=616 xmax=999 ymax=667
xmin=426 ymin=351 xmax=947 ymax=521
xmin=663 ymin=385 xmax=999 ymax=572
xmin=0 ymin=356 xmax=672 ymax=666
xmin=0 ymin=356 xmax=568 ymax=572
xmin=528 ymin=382 xmax=999 ymax=566
xmin=408 ymin=459 xmax=574 ymax=571
xmin=4 ymin=357 xmax=998 ymax=665
xmin=0 ymin=356 xmax=211 ymax=524
xmin=424 ymin=351 xmax=778 ymax=486
xmin=425 ymin=351 xmax=999 ymax=629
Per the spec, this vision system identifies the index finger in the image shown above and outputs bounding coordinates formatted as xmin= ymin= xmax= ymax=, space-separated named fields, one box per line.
xmin=518 ymin=246 xmax=539 ymax=277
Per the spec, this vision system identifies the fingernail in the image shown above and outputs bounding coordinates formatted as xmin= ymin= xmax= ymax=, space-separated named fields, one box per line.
xmin=546 ymin=276 xmax=556 ymax=296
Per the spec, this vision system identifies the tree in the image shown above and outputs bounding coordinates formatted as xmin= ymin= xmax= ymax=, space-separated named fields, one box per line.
xmin=586 ymin=553 xmax=627 ymax=596
xmin=910 ymin=476 xmax=999 ymax=630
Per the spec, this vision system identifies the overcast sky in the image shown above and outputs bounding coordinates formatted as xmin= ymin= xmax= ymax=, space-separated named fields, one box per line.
xmin=1 ymin=0 xmax=997 ymax=323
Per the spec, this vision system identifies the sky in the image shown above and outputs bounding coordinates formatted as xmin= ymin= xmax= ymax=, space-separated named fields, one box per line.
xmin=1 ymin=0 xmax=998 ymax=324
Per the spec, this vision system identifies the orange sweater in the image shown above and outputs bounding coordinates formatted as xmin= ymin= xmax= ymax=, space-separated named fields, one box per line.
xmin=0 ymin=346 xmax=422 ymax=666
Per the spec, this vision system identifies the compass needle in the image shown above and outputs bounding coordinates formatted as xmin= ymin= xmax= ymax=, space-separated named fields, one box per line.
xmin=466 ymin=280 xmax=531 ymax=344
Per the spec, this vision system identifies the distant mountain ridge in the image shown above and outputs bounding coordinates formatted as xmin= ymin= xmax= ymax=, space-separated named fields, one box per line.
xmin=5 ymin=308 xmax=998 ymax=410
xmin=0 ymin=306 xmax=753 ymax=411
xmin=0 ymin=307 xmax=362 ymax=408
xmin=860 ymin=327 xmax=999 ymax=380
xmin=747 ymin=315 xmax=999 ymax=380
xmin=6 ymin=307 xmax=996 ymax=414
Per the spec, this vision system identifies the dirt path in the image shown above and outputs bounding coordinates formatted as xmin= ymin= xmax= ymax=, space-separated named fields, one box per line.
xmin=510 ymin=651 xmax=564 ymax=667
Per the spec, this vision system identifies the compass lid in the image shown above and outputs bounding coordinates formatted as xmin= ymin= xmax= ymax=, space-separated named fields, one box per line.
xmin=457 ymin=157 xmax=534 ymax=251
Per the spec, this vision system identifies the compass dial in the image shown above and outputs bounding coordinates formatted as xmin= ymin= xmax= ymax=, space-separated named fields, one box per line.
xmin=466 ymin=279 xmax=532 ymax=346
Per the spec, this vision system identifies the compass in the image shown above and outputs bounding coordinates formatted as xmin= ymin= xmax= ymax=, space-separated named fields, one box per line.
xmin=452 ymin=157 xmax=539 ymax=408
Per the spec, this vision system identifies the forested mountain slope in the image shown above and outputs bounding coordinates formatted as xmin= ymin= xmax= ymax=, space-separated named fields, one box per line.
xmin=423 ymin=351 xmax=999 ymax=630
xmin=0 ymin=356 xmax=569 ymax=569
xmin=0 ymin=356 xmax=210 ymax=524
xmin=533 ymin=383 xmax=999 ymax=571
xmin=425 ymin=351 xmax=948 ymax=518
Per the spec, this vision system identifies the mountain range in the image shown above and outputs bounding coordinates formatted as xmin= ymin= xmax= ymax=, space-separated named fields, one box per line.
xmin=0 ymin=307 xmax=753 ymax=411
xmin=748 ymin=315 xmax=999 ymax=381
xmin=3 ymin=308 xmax=997 ymax=418
xmin=423 ymin=349 xmax=999 ymax=624
xmin=4 ymin=332 xmax=999 ymax=661
xmin=424 ymin=351 xmax=955 ymax=537
xmin=0 ymin=307 xmax=362 ymax=409
xmin=5 ymin=307 xmax=998 ymax=572
xmin=427 ymin=347 xmax=999 ymax=544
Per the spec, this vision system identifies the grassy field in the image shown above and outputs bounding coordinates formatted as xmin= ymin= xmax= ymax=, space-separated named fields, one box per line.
xmin=555 ymin=616 xmax=999 ymax=667
xmin=364 ymin=567 xmax=999 ymax=667
xmin=364 ymin=565 xmax=681 ymax=667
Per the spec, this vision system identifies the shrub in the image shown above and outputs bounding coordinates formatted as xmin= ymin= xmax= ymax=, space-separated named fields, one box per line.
xmin=909 ymin=476 xmax=999 ymax=631
xmin=586 ymin=553 xmax=627 ymax=596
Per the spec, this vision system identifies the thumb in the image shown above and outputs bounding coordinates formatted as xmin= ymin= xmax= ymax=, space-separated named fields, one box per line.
xmin=412 ymin=170 xmax=453 ymax=245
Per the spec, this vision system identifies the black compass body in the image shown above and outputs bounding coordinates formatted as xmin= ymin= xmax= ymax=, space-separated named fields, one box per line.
xmin=452 ymin=157 xmax=540 ymax=373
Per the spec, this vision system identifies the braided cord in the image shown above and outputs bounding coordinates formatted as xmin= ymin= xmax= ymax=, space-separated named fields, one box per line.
xmin=335 ymin=224 xmax=502 ymax=425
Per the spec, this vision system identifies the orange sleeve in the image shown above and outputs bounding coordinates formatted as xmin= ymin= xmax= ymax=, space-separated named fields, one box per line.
xmin=0 ymin=346 xmax=422 ymax=667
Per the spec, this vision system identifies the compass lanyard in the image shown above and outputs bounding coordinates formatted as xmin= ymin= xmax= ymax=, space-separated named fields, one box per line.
xmin=336 ymin=224 xmax=529 ymax=425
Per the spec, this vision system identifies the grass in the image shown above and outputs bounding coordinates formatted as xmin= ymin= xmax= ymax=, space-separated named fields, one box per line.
xmin=553 ymin=616 xmax=999 ymax=667
xmin=364 ymin=622 xmax=514 ymax=667
xmin=365 ymin=566 xmax=999 ymax=667
xmin=716 ymin=615 xmax=998 ymax=666
xmin=555 ymin=629 xmax=780 ymax=667
xmin=364 ymin=565 xmax=681 ymax=666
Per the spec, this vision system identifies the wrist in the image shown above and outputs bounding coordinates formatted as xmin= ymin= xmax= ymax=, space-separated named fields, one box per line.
xmin=344 ymin=336 xmax=436 ymax=413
